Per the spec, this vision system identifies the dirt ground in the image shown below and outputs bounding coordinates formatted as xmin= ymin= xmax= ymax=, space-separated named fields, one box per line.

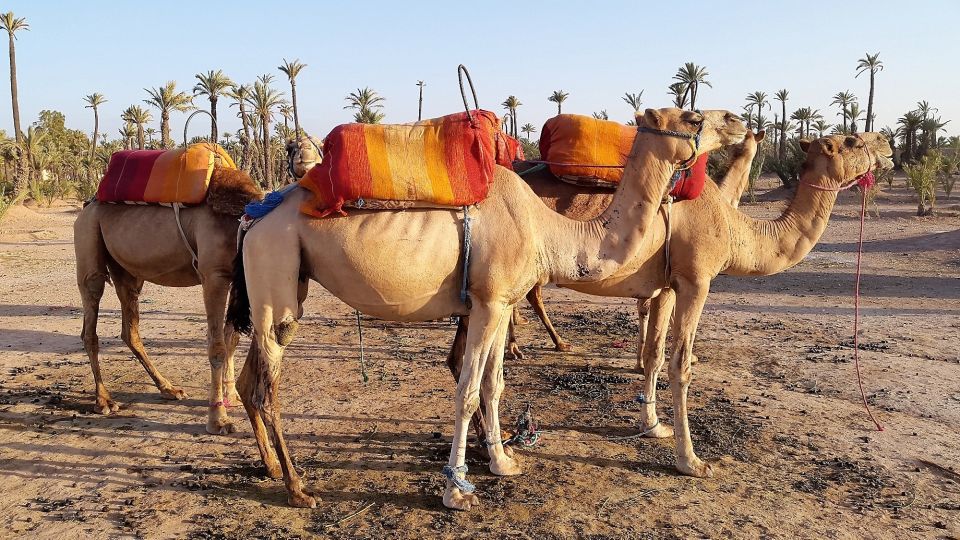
xmin=1 ymin=177 xmax=959 ymax=539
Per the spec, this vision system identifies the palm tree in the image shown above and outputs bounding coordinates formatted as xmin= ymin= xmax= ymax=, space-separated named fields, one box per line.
xmin=790 ymin=107 xmax=816 ymax=138
xmin=1 ymin=12 xmax=28 ymax=194
xmin=774 ymin=89 xmax=789 ymax=160
xmin=520 ymin=122 xmax=537 ymax=141
xmin=547 ymin=90 xmax=569 ymax=115
xmin=921 ymin=116 xmax=949 ymax=151
xmin=246 ymin=78 xmax=285 ymax=188
xmin=344 ymin=87 xmax=385 ymax=124
xmin=622 ymin=91 xmax=643 ymax=114
xmin=501 ymin=96 xmax=521 ymax=138
xmin=667 ymin=82 xmax=689 ymax=109
xmin=121 ymin=105 xmax=152 ymax=149
xmin=897 ymin=111 xmax=923 ymax=163
xmin=592 ymin=110 xmax=609 ymax=120
xmin=193 ymin=69 xmax=233 ymax=143
xmin=744 ymin=91 xmax=769 ymax=130
xmin=855 ymin=52 xmax=883 ymax=132
xmin=672 ymin=62 xmax=711 ymax=110
xmin=278 ymin=104 xmax=293 ymax=132
xmin=83 ymin=93 xmax=107 ymax=175
xmin=278 ymin=59 xmax=306 ymax=137
xmin=416 ymin=80 xmax=425 ymax=121
xmin=227 ymin=84 xmax=253 ymax=171
xmin=846 ymin=103 xmax=864 ymax=133
xmin=144 ymin=81 xmax=193 ymax=147
xmin=118 ymin=123 xmax=137 ymax=150
xmin=830 ymin=91 xmax=857 ymax=133
xmin=145 ymin=128 xmax=156 ymax=147
xmin=812 ymin=119 xmax=832 ymax=137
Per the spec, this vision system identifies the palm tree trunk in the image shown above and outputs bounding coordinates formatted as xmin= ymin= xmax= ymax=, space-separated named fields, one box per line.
xmin=779 ymin=102 xmax=786 ymax=161
xmin=160 ymin=110 xmax=170 ymax=148
xmin=417 ymin=86 xmax=423 ymax=121
xmin=557 ymin=102 xmax=561 ymax=115
xmin=209 ymin=96 xmax=218 ymax=143
xmin=291 ymin=81 xmax=301 ymax=137
xmin=262 ymin=116 xmax=272 ymax=189
xmin=866 ymin=72 xmax=875 ymax=132
xmin=239 ymin=104 xmax=252 ymax=172
xmin=137 ymin=124 xmax=145 ymax=150
xmin=7 ymin=32 xmax=25 ymax=194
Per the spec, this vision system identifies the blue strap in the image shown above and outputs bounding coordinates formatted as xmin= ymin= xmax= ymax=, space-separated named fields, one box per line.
xmin=441 ymin=464 xmax=475 ymax=493
xmin=460 ymin=206 xmax=472 ymax=303
xmin=244 ymin=183 xmax=300 ymax=219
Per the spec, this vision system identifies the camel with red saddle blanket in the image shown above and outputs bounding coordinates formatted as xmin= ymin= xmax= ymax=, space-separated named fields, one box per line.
xmin=74 ymin=144 xmax=263 ymax=435
xmin=450 ymin=131 xmax=894 ymax=480
xmin=225 ymin=108 xmax=747 ymax=510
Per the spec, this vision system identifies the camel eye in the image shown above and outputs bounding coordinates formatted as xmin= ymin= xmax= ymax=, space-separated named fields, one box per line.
xmin=687 ymin=117 xmax=703 ymax=127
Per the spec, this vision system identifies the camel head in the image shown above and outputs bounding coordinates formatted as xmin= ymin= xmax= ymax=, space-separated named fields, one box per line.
xmin=634 ymin=108 xmax=747 ymax=165
xmin=799 ymin=132 xmax=894 ymax=187
xmin=730 ymin=129 xmax=765 ymax=160
xmin=285 ymin=135 xmax=324 ymax=179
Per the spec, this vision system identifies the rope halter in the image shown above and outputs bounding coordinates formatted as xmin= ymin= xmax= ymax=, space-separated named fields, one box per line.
xmin=635 ymin=109 xmax=705 ymax=191
xmin=801 ymin=134 xmax=878 ymax=192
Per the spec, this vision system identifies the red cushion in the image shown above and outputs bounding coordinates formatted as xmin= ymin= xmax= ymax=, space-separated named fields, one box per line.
xmin=669 ymin=153 xmax=708 ymax=201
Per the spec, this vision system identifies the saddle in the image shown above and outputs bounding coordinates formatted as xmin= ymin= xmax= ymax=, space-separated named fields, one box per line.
xmin=96 ymin=143 xmax=236 ymax=205
xmin=298 ymin=110 xmax=516 ymax=217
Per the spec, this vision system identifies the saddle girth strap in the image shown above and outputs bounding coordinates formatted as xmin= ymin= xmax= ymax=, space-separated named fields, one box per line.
xmin=172 ymin=204 xmax=201 ymax=277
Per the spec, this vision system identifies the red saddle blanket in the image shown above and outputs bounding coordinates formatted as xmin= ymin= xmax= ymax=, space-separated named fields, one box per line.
xmin=299 ymin=110 xmax=513 ymax=217
xmin=538 ymin=114 xmax=707 ymax=201
xmin=96 ymin=144 xmax=236 ymax=204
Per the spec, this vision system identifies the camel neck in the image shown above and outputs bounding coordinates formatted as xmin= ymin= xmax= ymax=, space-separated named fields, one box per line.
xmin=541 ymin=145 xmax=673 ymax=284
xmin=718 ymin=148 xmax=756 ymax=206
xmin=726 ymin=171 xmax=839 ymax=276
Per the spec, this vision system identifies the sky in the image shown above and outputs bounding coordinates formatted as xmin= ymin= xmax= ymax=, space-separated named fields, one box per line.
xmin=1 ymin=0 xmax=957 ymax=142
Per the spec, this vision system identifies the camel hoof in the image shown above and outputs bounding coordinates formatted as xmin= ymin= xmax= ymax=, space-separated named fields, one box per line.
xmin=489 ymin=454 xmax=522 ymax=476
xmin=206 ymin=417 xmax=236 ymax=436
xmin=288 ymin=490 xmax=317 ymax=508
xmin=641 ymin=422 xmax=674 ymax=438
xmin=443 ymin=487 xmax=479 ymax=511
xmin=94 ymin=397 xmax=119 ymax=415
xmin=677 ymin=458 xmax=714 ymax=478
xmin=160 ymin=387 xmax=187 ymax=400
xmin=690 ymin=354 xmax=700 ymax=365
xmin=506 ymin=344 xmax=525 ymax=360
xmin=555 ymin=341 xmax=571 ymax=352
xmin=514 ymin=314 xmax=528 ymax=326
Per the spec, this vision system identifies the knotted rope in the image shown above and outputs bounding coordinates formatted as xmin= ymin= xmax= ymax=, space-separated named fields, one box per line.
xmin=441 ymin=464 xmax=475 ymax=493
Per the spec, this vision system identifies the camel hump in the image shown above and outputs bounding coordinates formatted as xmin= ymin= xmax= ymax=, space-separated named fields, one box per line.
xmin=206 ymin=168 xmax=264 ymax=217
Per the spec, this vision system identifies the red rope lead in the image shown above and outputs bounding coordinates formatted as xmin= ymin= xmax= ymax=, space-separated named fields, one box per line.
xmin=853 ymin=175 xmax=884 ymax=431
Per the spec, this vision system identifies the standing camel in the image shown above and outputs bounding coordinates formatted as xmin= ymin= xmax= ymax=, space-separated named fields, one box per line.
xmin=74 ymin=167 xmax=262 ymax=435
xmin=226 ymin=108 xmax=747 ymax=509
xmin=453 ymin=132 xmax=893 ymax=479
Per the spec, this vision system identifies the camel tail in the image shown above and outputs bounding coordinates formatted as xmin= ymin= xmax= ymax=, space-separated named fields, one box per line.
xmin=226 ymin=236 xmax=253 ymax=335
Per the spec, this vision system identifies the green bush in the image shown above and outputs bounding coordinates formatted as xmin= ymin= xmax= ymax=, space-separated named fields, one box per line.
xmin=904 ymin=151 xmax=941 ymax=215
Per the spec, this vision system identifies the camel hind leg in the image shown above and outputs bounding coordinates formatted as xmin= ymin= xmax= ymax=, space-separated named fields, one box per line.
xmin=637 ymin=291 xmax=675 ymax=438
xmin=75 ymin=220 xmax=116 ymax=414
xmin=200 ymin=274 xmax=236 ymax=435
xmin=526 ymin=285 xmax=569 ymax=352
xmin=108 ymin=263 xmax=186 ymax=401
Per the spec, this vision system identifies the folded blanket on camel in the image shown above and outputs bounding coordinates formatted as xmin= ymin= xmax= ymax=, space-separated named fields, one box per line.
xmin=96 ymin=143 xmax=237 ymax=205
xmin=299 ymin=110 xmax=515 ymax=217
xmin=538 ymin=114 xmax=707 ymax=201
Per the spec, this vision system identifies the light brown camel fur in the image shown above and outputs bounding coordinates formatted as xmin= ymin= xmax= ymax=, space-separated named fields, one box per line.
xmin=73 ymin=167 xmax=262 ymax=435
xmin=225 ymin=108 xmax=747 ymax=510
xmin=450 ymin=132 xmax=893 ymax=479
xmin=285 ymin=135 xmax=323 ymax=180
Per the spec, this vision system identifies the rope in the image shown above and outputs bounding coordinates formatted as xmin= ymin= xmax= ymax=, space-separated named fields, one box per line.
xmin=441 ymin=464 xmax=475 ymax=493
xmin=356 ymin=310 xmax=368 ymax=383
xmin=172 ymin=204 xmax=200 ymax=276
xmin=854 ymin=185 xmax=884 ymax=432
xmin=663 ymin=196 xmax=673 ymax=282
xmin=460 ymin=205 xmax=472 ymax=304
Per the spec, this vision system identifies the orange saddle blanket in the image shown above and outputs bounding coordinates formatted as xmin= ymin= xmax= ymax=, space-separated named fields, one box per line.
xmin=96 ymin=144 xmax=236 ymax=205
xmin=538 ymin=114 xmax=707 ymax=201
xmin=299 ymin=110 xmax=516 ymax=217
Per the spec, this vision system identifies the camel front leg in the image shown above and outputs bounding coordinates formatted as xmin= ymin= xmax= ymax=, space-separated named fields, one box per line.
xmin=201 ymin=276 xmax=235 ymax=435
xmin=638 ymin=291 xmax=675 ymax=438
xmin=443 ymin=302 xmax=507 ymax=511
xmin=669 ymin=279 xmax=712 ymax=477
xmin=527 ymin=285 xmax=570 ymax=352
xmin=237 ymin=342 xmax=282 ymax=479
xmin=222 ymin=320 xmax=241 ymax=406
xmin=481 ymin=311 xmax=522 ymax=476
xmin=112 ymin=270 xmax=186 ymax=400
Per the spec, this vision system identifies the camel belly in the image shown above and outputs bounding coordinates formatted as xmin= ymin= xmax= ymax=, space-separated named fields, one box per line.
xmin=300 ymin=209 xmax=468 ymax=320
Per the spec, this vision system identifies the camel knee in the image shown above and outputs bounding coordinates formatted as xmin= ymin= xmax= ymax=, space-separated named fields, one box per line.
xmin=273 ymin=317 xmax=299 ymax=347
xmin=457 ymin=387 xmax=482 ymax=419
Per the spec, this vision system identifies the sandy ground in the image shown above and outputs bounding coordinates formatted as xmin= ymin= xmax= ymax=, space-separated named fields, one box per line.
xmin=1 ymin=178 xmax=959 ymax=539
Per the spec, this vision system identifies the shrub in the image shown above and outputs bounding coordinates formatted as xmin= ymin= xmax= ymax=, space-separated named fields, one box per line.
xmin=938 ymin=146 xmax=959 ymax=199
xmin=904 ymin=151 xmax=941 ymax=215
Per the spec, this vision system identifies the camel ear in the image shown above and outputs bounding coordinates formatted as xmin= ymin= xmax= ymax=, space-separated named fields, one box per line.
xmin=819 ymin=139 xmax=838 ymax=156
xmin=799 ymin=138 xmax=812 ymax=152
xmin=755 ymin=130 xmax=766 ymax=143
xmin=642 ymin=108 xmax=665 ymax=129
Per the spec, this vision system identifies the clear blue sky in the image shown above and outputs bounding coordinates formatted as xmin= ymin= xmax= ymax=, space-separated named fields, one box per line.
xmin=2 ymin=0 xmax=957 ymax=141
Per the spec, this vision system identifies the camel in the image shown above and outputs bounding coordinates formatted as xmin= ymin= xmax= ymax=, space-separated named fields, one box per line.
xmin=73 ymin=167 xmax=262 ymax=435
xmin=285 ymin=135 xmax=323 ymax=180
xmin=451 ymin=131 xmax=893 ymax=480
xmin=225 ymin=108 xmax=747 ymax=510
xmin=507 ymin=130 xmax=766 ymax=359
